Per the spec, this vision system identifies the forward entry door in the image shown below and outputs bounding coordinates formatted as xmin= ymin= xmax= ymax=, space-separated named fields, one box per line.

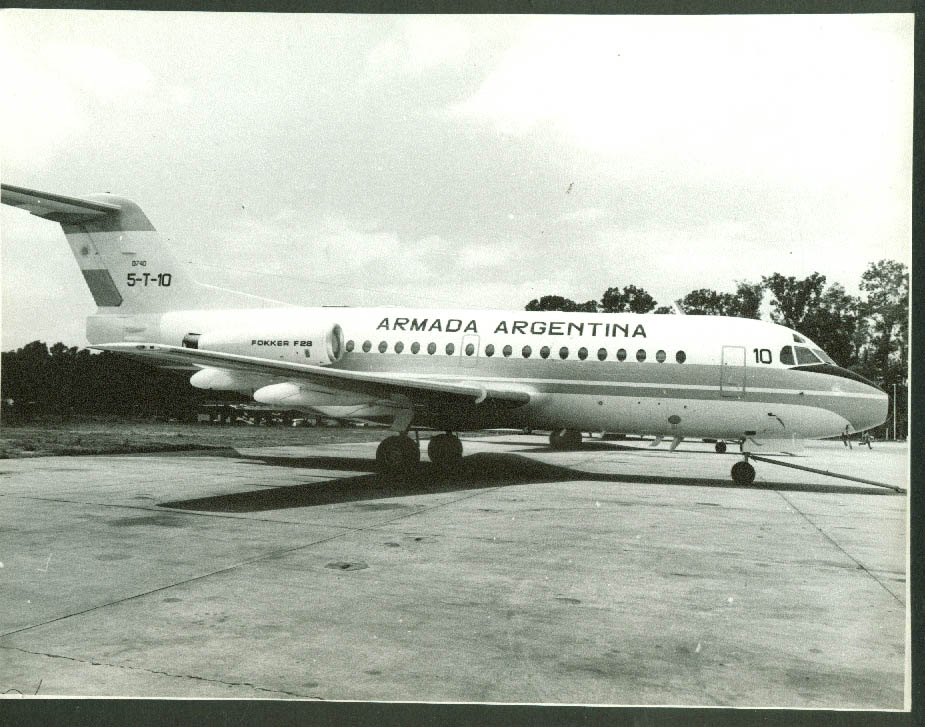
xmin=720 ymin=346 xmax=746 ymax=398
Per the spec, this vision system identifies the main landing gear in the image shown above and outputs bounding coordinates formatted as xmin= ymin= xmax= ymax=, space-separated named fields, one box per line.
xmin=375 ymin=431 xmax=465 ymax=475
xmin=549 ymin=429 xmax=583 ymax=450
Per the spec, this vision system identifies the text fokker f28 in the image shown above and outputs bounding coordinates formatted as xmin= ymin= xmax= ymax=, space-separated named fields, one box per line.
xmin=1 ymin=184 xmax=888 ymax=484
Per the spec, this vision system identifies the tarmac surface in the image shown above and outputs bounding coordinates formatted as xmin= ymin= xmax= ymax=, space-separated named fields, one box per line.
xmin=0 ymin=434 xmax=908 ymax=707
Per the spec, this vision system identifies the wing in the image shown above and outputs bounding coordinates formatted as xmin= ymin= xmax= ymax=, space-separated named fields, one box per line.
xmin=93 ymin=343 xmax=531 ymax=409
xmin=1 ymin=184 xmax=120 ymax=222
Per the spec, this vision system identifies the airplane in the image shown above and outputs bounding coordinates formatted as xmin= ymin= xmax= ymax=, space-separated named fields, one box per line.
xmin=1 ymin=184 xmax=888 ymax=485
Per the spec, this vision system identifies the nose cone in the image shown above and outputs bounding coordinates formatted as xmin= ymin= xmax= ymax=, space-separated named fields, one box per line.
xmin=851 ymin=381 xmax=889 ymax=432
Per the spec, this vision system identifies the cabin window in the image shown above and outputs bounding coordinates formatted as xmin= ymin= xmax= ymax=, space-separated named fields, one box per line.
xmin=577 ymin=347 xmax=588 ymax=361
xmin=794 ymin=346 xmax=821 ymax=365
xmin=427 ymin=342 xmax=437 ymax=355
xmin=617 ymin=348 xmax=627 ymax=362
xmin=465 ymin=343 xmax=475 ymax=356
xmin=485 ymin=344 xmax=495 ymax=357
xmin=559 ymin=346 xmax=569 ymax=360
xmin=675 ymin=350 xmax=686 ymax=364
xmin=362 ymin=340 xmax=372 ymax=353
xmin=636 ymin=349 xmax=647 ymax=362
xmin=540 ymin=345 xmax=550 ymax=359
xmin=502 ymin=345 xmax=512 ymax=357
xmin=597 ymin=348 xmax=607 ymax=361
xmin=779 ymin=346 xmax=795 ymax=365
xmin=394 ymin=341 xmax=404 ymax=354
xmin=411 ymin=342 xmax=420 ymax=354
xmin=345 ymin=340 xmax=355 ymax=353
xmin=656 ymin=350 xmax=666 ymax=363
xmin=378 ymin=341 xmax=388 ymax=353
xmin=522 ymin=345 xmax=532 ymax=358
xmin=446 ymin=342 xmax=455 ymax=355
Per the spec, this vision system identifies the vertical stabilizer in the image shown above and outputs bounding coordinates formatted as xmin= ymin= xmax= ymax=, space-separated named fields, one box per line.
xmin=1 ymin=184 xmax=285 ymax=313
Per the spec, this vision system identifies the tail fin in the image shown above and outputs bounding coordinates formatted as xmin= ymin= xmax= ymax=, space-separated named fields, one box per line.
xmin=1 ymin=184 xmax=286 ymax=313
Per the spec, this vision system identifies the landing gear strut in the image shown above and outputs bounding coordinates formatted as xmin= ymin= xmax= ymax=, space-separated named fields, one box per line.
xmin=376 ymin=434 xmax=420 ymax=476
xmin=428 ymin=432 xmax=463 ymax=471
xmin=549 ymin=429 xmax=583 ymax=450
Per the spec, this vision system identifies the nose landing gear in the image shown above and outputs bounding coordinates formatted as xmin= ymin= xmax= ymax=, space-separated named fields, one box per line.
xmin=731 ymin=457 xmax=756 ymax=486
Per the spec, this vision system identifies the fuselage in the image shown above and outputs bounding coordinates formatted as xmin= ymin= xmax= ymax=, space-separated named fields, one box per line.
xmin=87 ymin=306 xmax=888 ymax=441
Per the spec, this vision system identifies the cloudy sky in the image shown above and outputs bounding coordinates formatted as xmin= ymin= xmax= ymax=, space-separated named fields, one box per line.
xmin=0 ymin=11 xmax=913 ymax=349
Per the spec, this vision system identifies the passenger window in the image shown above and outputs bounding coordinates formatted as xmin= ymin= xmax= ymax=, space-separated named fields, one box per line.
xmin=559 ymin=346 xmax=569 ymax=360
xmin=503 ymin=345 xmax=512 ymax=357
xmin=578 ymin=347 xmax=588 ymax=360
xmin=656 ymin=350 xmax=666 ymax=363
xmin=411 ymin=342 xmax=420 ymax=354
xmin=427 ymin=342 xmax=436 ymax=355
xmin=378 ymin=341 xmax=388 ymax=353
xmin=617 ymin=348 xmax=626 ymax=362
xmin=597 ymin=348 xmax=607 ymax=361
xmin=794 ymin=346 xmax=821 ymax=365
xmin=485 ymin=343 xmax=495 ymax=357
xmin=540 ymin=346 xmax=550 ymax=359
xmin=362 ymin=340 xmax=372 ymax=353
xmin=446 ymin=342 xmax=455 ymax=355
xmin=465 ymin=343 xmax=475 ymax=356
xmin=345 ymin=340 xmax=355 ymax=353
xmin=394 ymin=341 xmax=404 ymax=354
xmin=636 ymin=349 xmax=646 ymax=362
xmin=522 ymin=345 xmax=532 ymax=358
xmin=779 ymin=346 xmax=795 ymax=365
xmin=675 ymin=350 xmax=686 ymax=364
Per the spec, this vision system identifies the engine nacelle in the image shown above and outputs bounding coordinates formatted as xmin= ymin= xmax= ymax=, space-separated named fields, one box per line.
xmin=189 ymin=367 xmax=271 ymax=392
xmin=194 ymin=322 xmax=345 ymax=366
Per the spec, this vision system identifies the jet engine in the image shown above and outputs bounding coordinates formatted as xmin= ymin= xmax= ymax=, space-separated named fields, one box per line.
xmin=192 ymin=323 xmax=345 ymax=366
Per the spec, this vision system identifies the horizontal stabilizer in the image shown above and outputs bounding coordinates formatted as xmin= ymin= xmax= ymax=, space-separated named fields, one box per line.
xmin=1 ymin=184 xmax=121 ymax=222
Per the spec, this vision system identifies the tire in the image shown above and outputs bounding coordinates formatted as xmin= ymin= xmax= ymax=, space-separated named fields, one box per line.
xmin=376 ymin=435 xmax=420 ymax=476
xmin=549 ymin=429 xmax=565 ymax=450
xmin=731 ymin=461 xmax=756 ymax=486
xmin=560 ymin=429 xmax=583 ymax=450
xmin=428 ymin=433 xmax=463 ymax=470
xmin=715 ymin=441 xmax=727 ymax=454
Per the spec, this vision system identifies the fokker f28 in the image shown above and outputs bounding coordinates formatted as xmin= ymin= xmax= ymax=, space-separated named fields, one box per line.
xmin=1 ymin=184 xmax=888 ymax=484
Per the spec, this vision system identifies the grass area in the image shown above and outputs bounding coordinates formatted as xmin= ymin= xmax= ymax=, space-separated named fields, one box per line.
xmin=0 ymin=418 xmax=393 ymax=458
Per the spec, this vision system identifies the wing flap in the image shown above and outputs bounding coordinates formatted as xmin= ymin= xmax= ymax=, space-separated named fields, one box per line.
xmin=1 ymin=183 xmax=121 ymax=221
xmin=93 ymin=343 xmax=531 ymax=408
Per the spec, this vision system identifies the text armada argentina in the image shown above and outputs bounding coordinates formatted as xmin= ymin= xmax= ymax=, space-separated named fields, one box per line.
xmin=375 ymin=317 xmax=647 ymax=337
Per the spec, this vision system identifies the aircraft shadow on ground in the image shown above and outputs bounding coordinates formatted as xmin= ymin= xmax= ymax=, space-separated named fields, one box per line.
xmin=158 ymin=451 xmax=896 ymax=513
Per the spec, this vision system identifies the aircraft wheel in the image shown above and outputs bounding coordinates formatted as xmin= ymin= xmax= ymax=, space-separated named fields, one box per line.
xmin=428 ymin=433 xmax=463 ymax=471
xmin=715 ymin=441 xmax=727 ymax=454
xmin=549 ymin=429 xmax=566 ymax=450
xmin=731 ymin=461 xmax=756 ymax=486
xmin=376 ymin=435 xmax=420 ymax=476
xmin=560 ymin=429 xmax=583 ymax=449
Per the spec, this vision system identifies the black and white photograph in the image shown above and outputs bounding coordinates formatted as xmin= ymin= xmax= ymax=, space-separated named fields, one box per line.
xmin=0 ymin=9 xmax=912 ymax=712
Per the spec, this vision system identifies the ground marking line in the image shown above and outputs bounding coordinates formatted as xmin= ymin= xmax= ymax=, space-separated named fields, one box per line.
xmin=774 ymin=490 xmax=904 ymax=607
xmin=0 ymin=644 xmax=319 ymax=699
xmin=0 ymin=484 xmax=497 ymax=640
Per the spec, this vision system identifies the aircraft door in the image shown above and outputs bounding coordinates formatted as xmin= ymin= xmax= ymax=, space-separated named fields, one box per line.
xmin=720 ymin=345 xmax=746 ymax=398
xmin=461 ymin=334 xmax=480 ymax=368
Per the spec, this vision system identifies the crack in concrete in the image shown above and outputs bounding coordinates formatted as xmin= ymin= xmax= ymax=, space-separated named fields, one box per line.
xmin=0 ymin=644 xmax=319 ymax=699
xmin=775 ymin=491 xmax=905 ymax=607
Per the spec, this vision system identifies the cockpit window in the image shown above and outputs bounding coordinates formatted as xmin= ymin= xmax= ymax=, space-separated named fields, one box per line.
xmin=793 ymin=333 xmax=806 ymax=343
xmin=812 ymin=348 xmax=836 ymax=365
xmin=794 ymin=346 xmax=821 ymax=365
xmin=779 ymin=346 xmax=795 ymax=366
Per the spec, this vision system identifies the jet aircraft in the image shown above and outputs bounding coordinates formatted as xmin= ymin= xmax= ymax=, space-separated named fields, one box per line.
xmin=1 ymin=184 xmax=888 ymax=484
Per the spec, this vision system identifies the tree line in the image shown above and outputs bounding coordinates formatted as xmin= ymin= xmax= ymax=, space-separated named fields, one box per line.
xmin=1 ymin=260 xmax=908 ymax=436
